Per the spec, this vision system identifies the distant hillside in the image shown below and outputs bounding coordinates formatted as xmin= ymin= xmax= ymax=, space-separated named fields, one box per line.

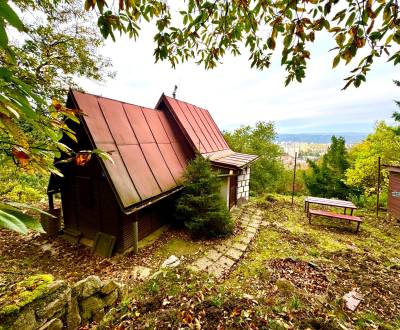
xmin=276 ymin=132 xmax=368 ymax=144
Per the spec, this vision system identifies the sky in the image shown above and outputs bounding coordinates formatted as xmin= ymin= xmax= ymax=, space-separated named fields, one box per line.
xmin=77 ymin=20 xmax=399 ymax=135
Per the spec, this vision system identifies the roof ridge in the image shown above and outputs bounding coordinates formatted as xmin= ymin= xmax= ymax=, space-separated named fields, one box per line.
xmin=71 ymin=89 xmax=159 ymax=112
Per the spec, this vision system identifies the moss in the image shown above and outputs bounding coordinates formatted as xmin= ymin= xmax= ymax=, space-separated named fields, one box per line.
xmin=154 ymin=238 xmax=203 ymax=260
xmin=0 ymin=274 xmax=53 ymax=316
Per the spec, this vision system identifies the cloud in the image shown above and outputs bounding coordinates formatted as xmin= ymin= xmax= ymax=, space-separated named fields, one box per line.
xmin=76 ymin=23 xmax=399 ymax=134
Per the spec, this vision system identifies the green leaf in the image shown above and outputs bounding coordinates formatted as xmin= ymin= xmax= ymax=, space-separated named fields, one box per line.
xmin=332 ymin=54 xmax=340 ymax=68
xmin=345 ymin=12 xmax=356 ymax=27
xmin=0 ymin=20 xmax=8 ymax=48
xmin=0 ymin=1 xmax=25 ymax=31
xmin=0 ymin=208 xmax=28 ymax=234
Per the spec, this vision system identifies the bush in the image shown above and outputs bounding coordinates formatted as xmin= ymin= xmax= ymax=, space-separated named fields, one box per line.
xmin=175 ymin=154 xmax=233 ymax=238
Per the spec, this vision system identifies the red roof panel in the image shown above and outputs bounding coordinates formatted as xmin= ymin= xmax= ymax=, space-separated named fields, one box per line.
xmin=196 ymin=107 xmax=224 ymax=150
xmin=72 ymin=93 xmax=113 ymax=144
xmin=142 ymin=109 xmax=170 ymax=144
xmin=141 ymin=143 xmax=176 ymax=190
xmin=96 ymin=143 xmax=141 ymax=205
xmin=97 ymin=98 xmax=138 ymax=145
xmin=158 ymin=143 xmax=184 ymax=182
xmin=119 ymin=144 xmax=162 ymax=200
xmin=124 ymin=104 xmax=155 ymax=144
xmin=165 ymin=97 xmax=204 ymax=151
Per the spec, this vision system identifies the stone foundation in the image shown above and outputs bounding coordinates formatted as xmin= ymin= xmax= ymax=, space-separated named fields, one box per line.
xmin=237 ymin=166 xmax=250 ymax=205
xmin=0 ymin=275 xmax=126 ymax=330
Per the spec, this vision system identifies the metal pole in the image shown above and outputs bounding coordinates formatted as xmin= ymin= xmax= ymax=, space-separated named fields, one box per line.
xmin=291 ymin=152 xmax=297 ymax=205
xmin=376 ymin=156 xmax=381 ymax=217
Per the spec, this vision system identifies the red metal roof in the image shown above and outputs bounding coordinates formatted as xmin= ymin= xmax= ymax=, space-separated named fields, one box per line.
xmin=158 ymin=95 xmax=257 ymax=169
xmin=70 ymin=90 xmax=190 ymax=209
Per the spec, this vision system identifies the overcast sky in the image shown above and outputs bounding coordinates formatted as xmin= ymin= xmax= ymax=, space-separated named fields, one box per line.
xmin=77 ymin=21 xmax=398 ymax=134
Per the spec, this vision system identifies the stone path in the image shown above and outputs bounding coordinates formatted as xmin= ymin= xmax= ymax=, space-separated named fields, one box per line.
xmin=189 ymin=206 xmax=264 ymax=279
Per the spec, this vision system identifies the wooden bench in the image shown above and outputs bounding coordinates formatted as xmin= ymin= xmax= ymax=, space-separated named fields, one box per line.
xmin=308 ymin=209 xmax=362 ymax=233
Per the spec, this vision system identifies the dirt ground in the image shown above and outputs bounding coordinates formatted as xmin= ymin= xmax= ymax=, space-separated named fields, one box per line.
xmin=1 ymin=196 xmax=400 ymax=329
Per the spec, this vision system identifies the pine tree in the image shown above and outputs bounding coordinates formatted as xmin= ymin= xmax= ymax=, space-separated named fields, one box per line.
xmin=304 ymin=136 xmax=352 ymax=199
xmin=175 ymin=154 xmax=233 ymax=238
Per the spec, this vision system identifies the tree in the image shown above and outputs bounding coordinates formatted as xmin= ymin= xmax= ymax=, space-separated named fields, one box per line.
xmin=0 ymin=0 xmax=113 ymax=233
xmin=304 ymin=136 xmax=352 ymax=199
xmin=392 ymin=79 xmax=400 ymax=135
xmin=224 ymin=121 xmax=284 ymax=194
xmin=87 ymin=0 xmax=400 ymax=89
xmin=345 ymin=121 xmax=400 ymax=194
xmin=175 ymin=154 xmax=233 ymax=238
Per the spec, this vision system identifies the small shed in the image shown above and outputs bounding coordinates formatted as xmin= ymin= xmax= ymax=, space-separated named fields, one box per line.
xmin=48 ymin=90 xmax=257 ymax=254
xmin=385 ymin=165 xmax=400 ymax=220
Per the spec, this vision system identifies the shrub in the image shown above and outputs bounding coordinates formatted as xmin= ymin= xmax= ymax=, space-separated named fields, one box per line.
xmin=175 ymin=154 xmax=233 ymax=238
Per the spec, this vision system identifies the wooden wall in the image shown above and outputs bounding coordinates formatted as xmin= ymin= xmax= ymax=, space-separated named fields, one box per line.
xmin=388 ymin=171 xmax=400 ymax=219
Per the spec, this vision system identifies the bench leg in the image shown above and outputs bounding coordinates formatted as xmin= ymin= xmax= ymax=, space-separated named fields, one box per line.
xmin=343 ymin=207 xmax=347 ymax=215
xmin=351 ymin=209 xmax=354 ymax=216
xmin=356 ymin=222 xmax=360 ymax=233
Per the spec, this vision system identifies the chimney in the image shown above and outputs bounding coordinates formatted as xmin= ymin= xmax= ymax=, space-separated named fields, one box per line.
xmin=172 ymin=85 xmax=178 ymax=99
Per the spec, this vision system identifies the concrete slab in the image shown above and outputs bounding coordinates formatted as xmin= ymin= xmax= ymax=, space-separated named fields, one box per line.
xmin=191 ymin=257 xmax=213 ymax=271
xmin=233 ymin=242 xmax=247 ymax=252
xmin=226 ymin=248 xmax=242 ymax=260
xmin=217 ymin=256 xmax=235 ymax=268
xmin=240 ymin=236 xmax=252 ymax=245
xmin=207 ymin=264 xmax=226 ymax=278
xmin=206 ymin=249 xmax=222 ymax=261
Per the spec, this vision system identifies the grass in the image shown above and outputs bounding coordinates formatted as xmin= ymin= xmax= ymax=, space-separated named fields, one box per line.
xmin=4 ymin=193 xmax=399 ymax=329
xmin=97 ymin=194 xmax=400 ymax=329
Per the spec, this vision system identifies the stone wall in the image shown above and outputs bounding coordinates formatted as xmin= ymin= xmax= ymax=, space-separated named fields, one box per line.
xmin=0 ymin=275 xmax=126 ymax=330
xmin=237 ymin=166 xmax=250 ymax=205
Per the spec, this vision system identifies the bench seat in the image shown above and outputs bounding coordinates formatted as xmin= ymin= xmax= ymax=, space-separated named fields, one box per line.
xmin=308 ymin=209 xmax=362 ymax=232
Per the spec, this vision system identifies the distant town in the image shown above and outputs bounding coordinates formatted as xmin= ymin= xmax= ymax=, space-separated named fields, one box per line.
xmin=277 ymin=132 xmax=368 ymax=168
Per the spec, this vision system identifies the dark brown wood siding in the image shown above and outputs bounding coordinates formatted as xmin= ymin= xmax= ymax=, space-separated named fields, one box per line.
xmin=388 ymin=171 xmax=400 ymax=219
xmin=229 ymin=175 xmax=237 ymax=209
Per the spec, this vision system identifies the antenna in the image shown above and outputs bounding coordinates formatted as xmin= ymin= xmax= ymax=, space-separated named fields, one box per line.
xmin=172 ymin=85 xmax=178 ymax=99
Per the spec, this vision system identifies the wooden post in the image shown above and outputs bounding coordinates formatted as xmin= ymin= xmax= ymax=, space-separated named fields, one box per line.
xmin=133 ymin=214 xmax=139 ymax=254
xmin=291 ymin=152 xmax=297 ymax=205
xmin=48 ymin=193 xmax=54 ymax=211
xmin=376 ymin=156 xmax=381 ymax=217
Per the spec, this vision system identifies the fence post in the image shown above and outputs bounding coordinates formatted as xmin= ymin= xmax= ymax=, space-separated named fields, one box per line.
xmin=376 ymin=156 xmax=381 ymax=217
xmin=291 ymin=152 xmax=297 ymax=206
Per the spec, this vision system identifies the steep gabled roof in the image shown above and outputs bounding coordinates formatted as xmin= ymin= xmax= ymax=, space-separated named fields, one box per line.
xmin=158 ymin=95 xmax=258 ymax=169
xmin=69 ymin=90 xmax=191 ymax=210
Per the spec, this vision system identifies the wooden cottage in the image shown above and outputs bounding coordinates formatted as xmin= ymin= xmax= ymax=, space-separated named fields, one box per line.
xmin=47 ymin=90 xmax=257 ymax=254
xmin=385 ymin=165 xmax=400 ymax=220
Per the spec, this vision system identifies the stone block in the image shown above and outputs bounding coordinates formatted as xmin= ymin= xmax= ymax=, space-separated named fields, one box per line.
xmin=226 ymin=248 xmax=242 ymax=260
xmin=103 ymin=290 xmax=118 ymax=307
xmin=11 ymin=309 xmax=37 ymax=330
xmin=207 ymin=264 xmax=225 ymax=278
xmin=238 ymin=175 xmax=245 ymax=181
xmin=101 ymin=280 xmax=120 ymax=295
xmin=38 ymin=318 xmax=63 ymax=330
xmin=36 ymin=288 xmax=70 ymax=320
xmin=217 ymin=256 xmax=235 ymax=268
xmin=92 ymin=308 xmax=105 ymax=323
xmin=73 ymin=276 xmax=102 ymax=298
xmin=238 ymin=187 xmax=244 ymax=193
xmin=47 ymin=281 xmax=67 ymax=295
xmin=67 ymin=295 xmax=81 ymax=330
xmin=243 ymin=186 xmax=249 ymax=192
xmin=240 ymin=236 xmax=252 ymax=245
xmin=191 ymin=257 xmax=213 ymax=271
xmin=233 ymin=242 xmax=247 ymax=252
xmin=245 ymin=174 xmax=250 ymax=180
xmin=206 ymin=249 xmax=222 ymax=261
xmin=246 ymin=226 xmax=257 ymax=233
xmin=80 ymin=296 xmax=104 ymax=321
